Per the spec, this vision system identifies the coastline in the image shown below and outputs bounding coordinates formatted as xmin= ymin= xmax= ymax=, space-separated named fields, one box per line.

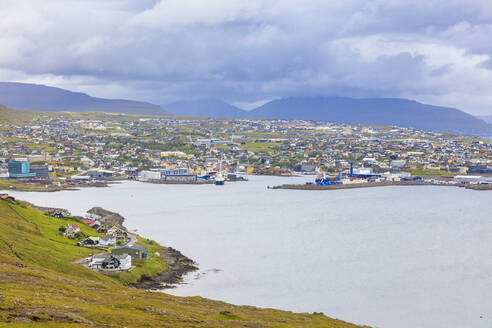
xmin=4 ymin=176 xmax=492 ymax=328
xmin=0 ymin=195 xmax=363 ymax=328
xmin=14 ymin=198 xmax=199 ymax=290
xmin=85 ymin=206 xmax=199 ymax=289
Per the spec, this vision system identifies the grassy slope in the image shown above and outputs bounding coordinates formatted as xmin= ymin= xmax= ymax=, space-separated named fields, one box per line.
xmin=0 ymin=199 xmax=367 ymax=328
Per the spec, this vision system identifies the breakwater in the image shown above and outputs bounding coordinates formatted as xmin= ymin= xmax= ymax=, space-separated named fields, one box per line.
xmin=270 ymin=181 xmax=492 ymax=191
xmin=144 ymin=179 xmax=213 ymax=185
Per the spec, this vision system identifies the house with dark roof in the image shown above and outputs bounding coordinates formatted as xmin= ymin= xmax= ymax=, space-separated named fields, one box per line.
xmin=111 ymin=245 xmax=148 ymax=260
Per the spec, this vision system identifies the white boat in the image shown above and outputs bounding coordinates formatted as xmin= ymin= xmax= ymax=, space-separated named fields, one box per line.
xmin=215 ymin=174 xmax=225 ymax=185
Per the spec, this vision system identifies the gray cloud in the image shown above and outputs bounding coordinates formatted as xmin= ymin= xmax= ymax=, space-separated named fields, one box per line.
xmin=1 ymin=0 xmax=492 ymax=114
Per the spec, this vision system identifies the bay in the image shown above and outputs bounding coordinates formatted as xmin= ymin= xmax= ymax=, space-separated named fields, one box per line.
xmin=5 ymin=176 xmax=492 ymax=328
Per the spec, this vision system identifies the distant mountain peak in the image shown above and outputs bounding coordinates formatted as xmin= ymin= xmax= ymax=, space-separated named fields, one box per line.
xmin=0 ymin=82 xmax=166 ymax=115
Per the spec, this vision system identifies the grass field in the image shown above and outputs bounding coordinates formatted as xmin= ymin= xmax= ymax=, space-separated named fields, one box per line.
xmin=0 ymin=197 xmax=367 ymax=327
xmin=0 ymin=179 xmax=53 ymax=191
xmin=410 ymin=169 xmax=455 ymax=177
xmin=240 ymin=142 xmax=280 ymax=153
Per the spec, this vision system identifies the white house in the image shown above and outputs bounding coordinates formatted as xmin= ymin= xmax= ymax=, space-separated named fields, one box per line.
xmin=390 ymin=160 xmax=407 ymax=169
xmin=114 ymin=254 xmax=132 ymax=270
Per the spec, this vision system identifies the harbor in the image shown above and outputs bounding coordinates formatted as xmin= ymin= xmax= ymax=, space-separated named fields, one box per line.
xmin=269 ymin=163 xmax=492 ymax=191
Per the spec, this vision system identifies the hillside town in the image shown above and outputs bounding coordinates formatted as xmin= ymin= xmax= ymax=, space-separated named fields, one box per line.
xmin=0 ymin=113 xmax=491 ymax=189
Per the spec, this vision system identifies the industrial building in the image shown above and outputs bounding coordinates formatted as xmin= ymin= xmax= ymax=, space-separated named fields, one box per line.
xmin=453 ymin=175 xmax=486 ymax=184
xmin=30 ymin=165 xmax=50 ymax=179
xmin=467 ymin=165 xmax=492 ymax=174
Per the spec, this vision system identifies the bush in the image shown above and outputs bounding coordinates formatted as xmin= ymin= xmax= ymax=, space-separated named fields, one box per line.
xmin=74 ymin=231 xmax=87 ymax=240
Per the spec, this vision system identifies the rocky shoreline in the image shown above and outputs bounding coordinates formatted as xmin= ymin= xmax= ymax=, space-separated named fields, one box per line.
xmin=87 ymin=206 xmax=127 ymax=229
xmin=27 ymin=200 xmax=199 ymax=290
xmin=131 ymin=247 xmax=198 ymax=289
xmin=86 ymin=206 xmax=198 ymax=288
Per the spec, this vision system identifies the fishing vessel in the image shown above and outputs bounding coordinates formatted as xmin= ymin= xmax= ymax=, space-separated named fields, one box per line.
xmin=215 ymin=173 xmax=225 ymax=185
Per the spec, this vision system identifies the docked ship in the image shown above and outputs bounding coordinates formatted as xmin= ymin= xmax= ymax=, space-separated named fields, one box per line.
xmin=215 ymin=173 xmax=225 ymax=185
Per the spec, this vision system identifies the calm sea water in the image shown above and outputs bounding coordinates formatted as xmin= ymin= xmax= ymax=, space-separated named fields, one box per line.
xmin=6 ymin=176 xmax=492 ymax=328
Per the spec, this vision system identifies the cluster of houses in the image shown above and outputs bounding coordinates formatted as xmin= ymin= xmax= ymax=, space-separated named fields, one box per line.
xmin=0 ymin=114 xmax=490 ymax=188
xmin=63 ymin=223 xmax=81 ymax=238
xmin=48 ymin=208 xmax=69 ymax=218
xmin=76 ymin=220 xmax=128 ymax=248
xmin=57 ymin=211 xmax=146 ymax=273
xmin=63 ymin=218 xmax=148 ymax=272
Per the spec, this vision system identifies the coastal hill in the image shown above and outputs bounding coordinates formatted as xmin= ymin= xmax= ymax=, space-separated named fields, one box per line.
xmin=164 ymin=99 xmax=245 ymax=118
xmin=247 ymin=97 xmax=492 ymax=135
xmin=0 ymin=197 xmax=363 ymax=327
xmin=0 ymin=82 xmax=166 ymax=115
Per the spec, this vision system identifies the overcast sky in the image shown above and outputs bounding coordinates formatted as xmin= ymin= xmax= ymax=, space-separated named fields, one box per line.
xmin=1 ymin=0 xmax=492 ymax=115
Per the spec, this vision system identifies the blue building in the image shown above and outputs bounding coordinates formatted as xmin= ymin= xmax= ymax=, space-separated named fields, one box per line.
xmin=8 ymin=161 xmax=36 ymax=179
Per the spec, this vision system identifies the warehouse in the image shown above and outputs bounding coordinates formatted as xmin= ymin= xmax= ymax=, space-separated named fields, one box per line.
xmin=453 ymin=175 xmax=486 ymax=184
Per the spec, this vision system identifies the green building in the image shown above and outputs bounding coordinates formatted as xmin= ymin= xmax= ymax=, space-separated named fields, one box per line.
xmin=111 ymin=245 xmax=148 ymax=260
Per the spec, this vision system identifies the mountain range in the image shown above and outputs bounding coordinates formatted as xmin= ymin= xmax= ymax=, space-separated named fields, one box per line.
xmin=165 ymin=97 xmax=491 ymax=135
xmin=247 ymin=97 xmax=492 ymax=135
xmin=0 ymin=82 xmax=490 ymax=135
xmin=0 ymin=82 xmax=165 ymax=115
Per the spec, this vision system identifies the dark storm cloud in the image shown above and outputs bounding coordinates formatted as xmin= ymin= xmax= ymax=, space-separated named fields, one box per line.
xmin=1 ymin=0 xmax=492 ymax=114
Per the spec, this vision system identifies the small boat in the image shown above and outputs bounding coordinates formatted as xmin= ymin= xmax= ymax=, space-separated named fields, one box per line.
xmin=215 ymin=174 xmax=225 ymax=185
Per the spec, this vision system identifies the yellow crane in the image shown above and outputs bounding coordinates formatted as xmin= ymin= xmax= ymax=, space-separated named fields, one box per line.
xmin=47 ymin=161 xmax=60 ymax=180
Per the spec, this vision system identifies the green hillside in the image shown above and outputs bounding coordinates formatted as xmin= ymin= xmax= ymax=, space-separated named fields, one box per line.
xmin=0 ymin=198 xmax=367 ymax=327
xmin=0 ymin=105 xmax=39 ymax=124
